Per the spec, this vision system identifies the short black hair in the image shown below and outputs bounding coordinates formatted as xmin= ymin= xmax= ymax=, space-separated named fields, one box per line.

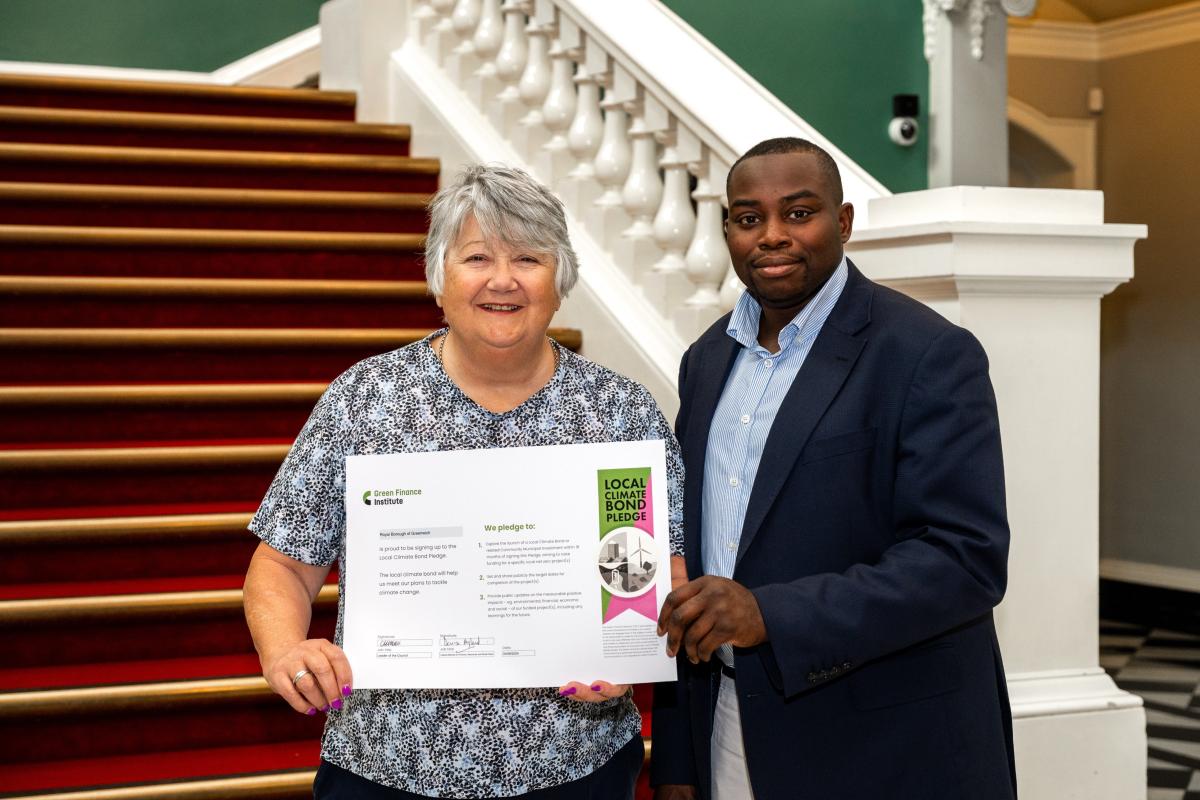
xmin=726 ymin=137 xmax=844 ymax=205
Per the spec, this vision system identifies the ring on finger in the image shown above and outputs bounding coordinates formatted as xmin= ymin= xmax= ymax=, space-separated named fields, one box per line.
xmin=292 ymin=668 xmax=310 ymax=686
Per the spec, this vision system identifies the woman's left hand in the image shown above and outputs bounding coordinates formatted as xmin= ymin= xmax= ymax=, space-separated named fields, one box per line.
xmin=558 ymin=680 xmax=629 ymax=703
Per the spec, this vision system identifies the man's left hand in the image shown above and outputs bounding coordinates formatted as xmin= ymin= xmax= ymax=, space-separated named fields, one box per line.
xmin=656 ymin=576 xmax=767 ymax=664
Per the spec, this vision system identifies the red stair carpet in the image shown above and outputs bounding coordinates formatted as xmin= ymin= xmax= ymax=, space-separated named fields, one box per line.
xmin=0 ymin=73 xmax=623 ymax=800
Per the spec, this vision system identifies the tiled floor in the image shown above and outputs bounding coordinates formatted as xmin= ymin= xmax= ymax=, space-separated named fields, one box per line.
xmin=1101 ymin=620 xmax=1200 ymax=799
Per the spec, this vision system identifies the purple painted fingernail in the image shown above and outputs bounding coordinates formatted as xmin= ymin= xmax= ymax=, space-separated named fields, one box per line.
xmin=342 ymin=684 xmax=352 ymax=696
xmin=331 ymin=699 xmax=343 ymax=711
xmin=320 ymin=704 xmax=330 ymax=712
xmin=306 ymin=707 xmax=317 ymax=716
xmin=591 ymin=684 xmax=602 ymax=692
xmin=559 ymin=687 xmax=577 ymax=696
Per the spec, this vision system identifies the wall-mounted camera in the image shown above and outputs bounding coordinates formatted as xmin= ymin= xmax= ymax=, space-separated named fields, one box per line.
xmin=888 ymin=94 xmax=919 ymax=147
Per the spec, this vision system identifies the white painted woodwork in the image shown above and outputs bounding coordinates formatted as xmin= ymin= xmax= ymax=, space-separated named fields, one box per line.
xmin=652 ymin=136 xmax=696 ymax=274
xmin=540 ymin=41 xmax=577 ymax=152
xmin=516 ymin=20 xmax=551 ymax=126
xmin=495 ymin=1 xmax=529 ymax=101
xmin=472 ymin=0 xmax=504 ymax=74
xmin=450 ymin=0 xmax=482 ymax=51
xmin=565 ymin=64 xmax=604 ymax=180
xmin=683 ymin=174 xmax=728 ymax=312
xmin=593 ymin=100 xmax=632 ymax=208
xmin=848 ymin=186 xmax=1147 ymax=800
xmin=620 ymin=110 xmax=662 ymax=240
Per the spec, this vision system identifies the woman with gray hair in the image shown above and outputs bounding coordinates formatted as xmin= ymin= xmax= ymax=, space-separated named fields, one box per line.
xmin=243 ymin=164 xmax=684 ymax=799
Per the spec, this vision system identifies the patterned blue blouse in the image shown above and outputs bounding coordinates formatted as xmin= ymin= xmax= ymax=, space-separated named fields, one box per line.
xmin=251 ymin=331 xmax=684 ymax=797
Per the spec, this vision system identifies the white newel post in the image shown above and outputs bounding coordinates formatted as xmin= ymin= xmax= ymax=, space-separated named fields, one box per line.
xmin=848 ymin=187 xmax=1147 ymax=800
xmin=319 ymin=0 xmax=408 ymax=121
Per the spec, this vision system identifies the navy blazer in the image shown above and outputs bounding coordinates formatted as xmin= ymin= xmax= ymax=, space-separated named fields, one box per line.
xmin=651 ymin=261 xmax=1017 ymax=799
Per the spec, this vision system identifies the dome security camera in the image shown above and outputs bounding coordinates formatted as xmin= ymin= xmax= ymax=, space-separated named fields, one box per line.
xmin=889 ymin=94 xmax=920 ymax=147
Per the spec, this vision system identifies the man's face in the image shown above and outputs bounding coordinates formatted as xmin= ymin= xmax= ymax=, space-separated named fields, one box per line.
xmin=724 ymin=152 xmax=854 ymax=318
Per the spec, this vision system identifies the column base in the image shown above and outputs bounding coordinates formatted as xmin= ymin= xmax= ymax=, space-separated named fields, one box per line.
xmin=1008 ymin=669 xmax=1146 ymax=799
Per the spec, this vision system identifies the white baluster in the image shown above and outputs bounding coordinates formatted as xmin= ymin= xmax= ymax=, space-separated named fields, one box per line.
xmin=472 ymin=0 xmax=504 ymax=76
xmin=719 ymin=265 xmax=744 ymax=311
xmin=585 ymin=98 xmax=632 ymax=246
xmin=621 ymin=112 xmax=662 ymax=240
xmin=517 ymin=20 xmax=551 ymax=124
xmin=536 ymin=39 xmax=577 ymax=183
xmin=414 ymin=0 xmax=436 ymax=22
xmin=593 ymin=100 xmax=631 ymax=208
xmin=684 ymin=174 xmax=731 ymax=314
xmin=565 ymin=65 xmax=603 ymax=181
xmin=652 ymin=139 xmax=696 ymax=274
xmin=428 ymin=0 xmax=460 ymax=60
xmin=432 ymin=0 xmax=457 ymax=23
xmin=495 ymin=1 xmax=529 ymax=102
xmin=450 ymin=0 xmax=482 ymax=53
xmin=512 ymin=19 xmax=552 ymax=157
xmin=638 ymin=135 xmax=697 ymax=312
xmin=607 ymin=105 xmax=664 ymax=280
xmin=445 ymin=0 xmax=483 ymax=83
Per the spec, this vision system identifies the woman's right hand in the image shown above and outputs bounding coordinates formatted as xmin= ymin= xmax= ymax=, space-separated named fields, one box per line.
xmin=263 ymin=638 xmax=354 ymax=716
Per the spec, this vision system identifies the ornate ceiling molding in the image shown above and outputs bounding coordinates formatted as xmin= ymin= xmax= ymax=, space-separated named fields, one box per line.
xmin=923 ymin=0 xmax=1038 ymax=61
xmin=1009 ymin=0 xmax=1200 ymax=61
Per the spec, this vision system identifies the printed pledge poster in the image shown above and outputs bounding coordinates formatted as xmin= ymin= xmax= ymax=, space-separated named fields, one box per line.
xmin=343 ymin=440 xmax=676 ymax=688
xmin=597 ymin=468 xmax=659 ymax=623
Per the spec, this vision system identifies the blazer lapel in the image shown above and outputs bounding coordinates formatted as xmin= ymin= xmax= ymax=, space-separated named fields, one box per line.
xmin=682 ymin=333 xmax=739 ymax=580
xmin=735 ymin=262 xmax=873 ymax=568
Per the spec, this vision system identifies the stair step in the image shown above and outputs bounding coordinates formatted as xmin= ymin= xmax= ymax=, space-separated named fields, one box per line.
xmin=0 ymin=384 xmax=326 ymax=447
xmin=0 ymin=72 xmax=356 ymax=120
xmin=0 ymin=677 xmax=325 ymax=763
xmin=0 ymin=653 xmax=264 ymax=692
xmin=0 ymin=224 xmax=426 ymax=280
xmin=7 ymin=753 xmax=313 ymax=799
xmin=0 ymin=182 xmax=431 ymax=233
xmin=0 ymin=327 xmax=580 ymax=384
xmin=0 ymin=585 xmax=337 ymax=670
xmin=4 ymin=763 xmax=314 ymax=800
xmin=0 ymin=511 xmax=256 ymax=584
xmin=0 ymin=275 xmax=442 ymax=328
xmin=0 ymin=442 xmax=292 ymax=515
xmin=2 ymin=571 xmax=283 ymax=601
xmin=0 ymin=143 xmax=441 ymax=192
xmin=0 ymin=105 xmax=411 ymax=156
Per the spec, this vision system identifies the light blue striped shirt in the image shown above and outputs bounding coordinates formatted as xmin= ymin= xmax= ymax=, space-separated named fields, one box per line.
xmin=701 ymin=258 xmax=848 ymax=665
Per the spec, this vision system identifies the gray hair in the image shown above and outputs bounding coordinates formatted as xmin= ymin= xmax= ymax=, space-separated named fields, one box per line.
xmin=423 ymin=164 xmax=580 ymax=298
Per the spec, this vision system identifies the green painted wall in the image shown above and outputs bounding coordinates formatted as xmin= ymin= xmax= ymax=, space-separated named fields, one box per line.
xmin=660 ymin=0 xmax=929 ymax=193
xmin=0 ymin=0 xmax=324 ymax=72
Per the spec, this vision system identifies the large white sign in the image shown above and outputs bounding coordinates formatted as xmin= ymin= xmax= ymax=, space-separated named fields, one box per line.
xmin=342 ymin=440 xmax=676 ymax=689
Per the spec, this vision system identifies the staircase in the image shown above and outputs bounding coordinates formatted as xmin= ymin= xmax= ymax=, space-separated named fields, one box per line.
xmin=0 ymin=73 xmax=592 ymax=799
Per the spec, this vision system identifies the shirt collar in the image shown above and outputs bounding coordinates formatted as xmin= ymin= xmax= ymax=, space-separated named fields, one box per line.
xmin=725 ymin=256 xmax=849 ymax=354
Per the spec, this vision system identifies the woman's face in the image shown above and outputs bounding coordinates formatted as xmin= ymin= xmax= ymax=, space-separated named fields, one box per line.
xmin=437 ymin=214 xmax=561 ymax=353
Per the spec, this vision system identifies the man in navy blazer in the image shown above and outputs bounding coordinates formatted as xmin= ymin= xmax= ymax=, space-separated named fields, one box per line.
xmin=651 ymin=138 xmax=1016 ymax=799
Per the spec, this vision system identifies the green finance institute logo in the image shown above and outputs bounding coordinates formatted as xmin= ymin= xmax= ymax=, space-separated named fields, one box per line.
xmin=362 ymin=487 xmax=424 ymax=506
